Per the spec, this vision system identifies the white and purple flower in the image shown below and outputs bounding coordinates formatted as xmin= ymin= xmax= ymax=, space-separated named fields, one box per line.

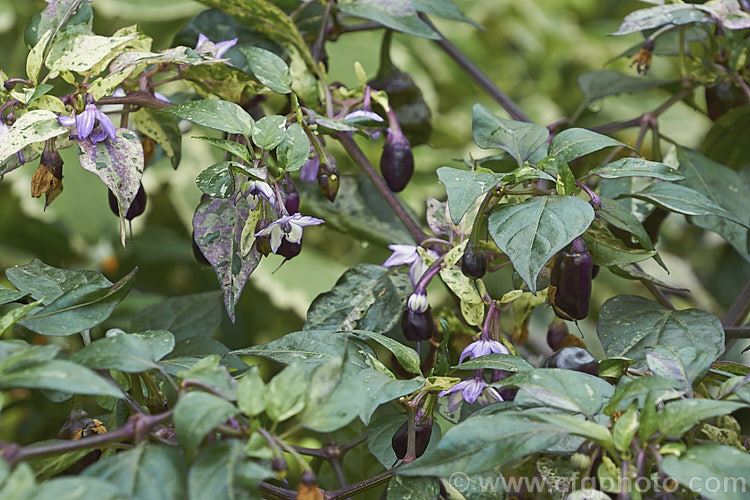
xmin=245 ymin=180 xmax=275 ymax=209
xmin=344 ymin=109 xmax=385 ymax=140
xmin=254 ymin=213 xmax=324 ymax=254
xmin=194 ymin=33 xmax=238 ymax=60
xmin=438 ymin=370 xmax=503 ymax=412
xmin=459 ymin=338 xmax=510 ymax=364
xmin=57 ymin=104 xmax=116 ymax=144
xmin=382 ymin=244 xmax=438 ymax=286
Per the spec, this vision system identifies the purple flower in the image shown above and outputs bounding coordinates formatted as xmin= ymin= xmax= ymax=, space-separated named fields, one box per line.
xmin=439 ymin=370 xmax=503 ymax=412
xmin=407 ymin=291 xmax=429 ymax=313
xmin=299 ymin=153 xmax=319 ymax=183
xmin=245 ymin=180 xmax=275 ymax=209
xmin=254 ymin=213 xmax=324 ymax=254
xmin=459 ymin=338 xmax=510 ymax=364
xmin=382 ymin=244 xmax=438 ymax=286
xmin=194 ymin=33 xmax=238 ymax=59
xmin=58 ymin=104 xmax=116 ymax=144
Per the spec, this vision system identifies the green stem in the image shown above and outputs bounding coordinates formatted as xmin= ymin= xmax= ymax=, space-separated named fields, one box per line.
xmin=80 ymin=329 xmax=91 ymax=345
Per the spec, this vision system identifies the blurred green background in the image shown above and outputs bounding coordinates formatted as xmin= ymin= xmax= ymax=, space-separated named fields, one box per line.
xmin=0 ymin=0 xmax=747 ymax=365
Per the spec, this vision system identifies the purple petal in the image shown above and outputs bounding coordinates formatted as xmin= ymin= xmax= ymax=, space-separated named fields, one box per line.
xmin=90 ymin=129 xmax=107 ymax=143
xmin=94 ymin=109 xmax=117 ymax=141
xmin=111 ymin=88 xmax=126 ymax=97
xmin=344 ymin=109 xmax=384 ymax=122
xmin=76 ymin=107 xmax=96 ymax=139
xmin=57 ymin=116 xmax=76 ymax=127
xmin=154 ymin=92 xmax=171 ymax=103
xmin=462 ymin=378 xmax=486 ymax=404
xmin=196 ymin=33 xmax=209 ymax=49
xmin=292 ymin=215 xmax=324 ymax=227
xmin=214 ymin=38 xmax=238 ymax=58
xmin=299 ymin=155 xmax=319 ymax=183
xmin=382 ymin=244 xmax=418 ymax=267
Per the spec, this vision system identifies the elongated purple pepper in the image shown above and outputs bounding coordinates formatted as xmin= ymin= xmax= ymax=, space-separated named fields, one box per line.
xmin=548 ymin=237 xmax=593 ymax=321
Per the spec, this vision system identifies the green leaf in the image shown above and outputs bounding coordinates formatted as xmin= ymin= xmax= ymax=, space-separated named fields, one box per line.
xmin=232 ymin=329 xmax=375 ymax=372
xmin=612 ymin=405 xmax=638 ymax=452
xmin=663 ymin=445 xmax=750 ymax=500
xmin=597 ymin=197 xmax=656 ymax=253
xmin=239 ymin=46 xmax=292 ymax=94
xmin=82 ymin=443 xmax=186 ymax=500
xmin=236 ymin=366 xmax=265 ymax=417
xmin=622 ymin=182 xmax=750 ymax=229
xmin=132 ymin=108 xmax=182 ymax=169
xmin=549 ymin=128 xmax=629 ymax=163
xmin=193 ymin=137 xmax=250 ymax=163
xmin=387 ymin=477 xmax=441 ymax=499
xmin=577 ymin=70 xmax=675 ymax=104
xmin=604 ymin=375 xmax=683 ymax=415
xmin=0 ymin=285 xmax=26 ymax=306
xmin=555 ymin=158 xmax=576 ymax=196
xmin=71 ymin=330 xmax=157 ymax=372
xmin=20 ymin=268 xmax=136 ymax=336
xmin=436 ymin=166 xmax=506 ymax=224
xmin=25 ymin=477 xmax=124 ymax=500
xmin=0 ymin=462 xmax=35 ymax=499
xmin=276 ymin=123 xmax=310 ymax=172
xmin=176 ymin=355 xmax=236 ymax=400
xmin=131 ymin=291 xmax=222 ymax=341
xmin=409 ymin=0 xmax=480 ymax=27
xmin=499 ymin=368 xmax=614 ymax=417
xmin=188 ymin=439 xmax=272 ymax=500
xmin=597 ymin=295 xmax=725 ymax=367
xmin=27 ymin=30 xmax=53 ymax=84
xmin=0 ymin=110 xmax=67 ymax=164
xmin=192 ymin=196 xmax=262 ymax=321
xmin=130 ymin=330 xmax=175 ymax=361
xmin=702 ymin=105 xmax=750 ymax=170
xmin=25 ymin=0 xmax=92 ymax=48
xmin=676 ymin=147 xmax=750 ymax=262
xmin=45 ymin=29 xmax=148 ymax=75
xmin=398 ymin=412 xmax=566 ymax=476
xmin=0 ymin=300 xmax=44 ymax=338
xmin=451 ymin=353 xmax=534 ymax=372
xmin=0 ymin=344 xmax=60 ymax=372
xmin=264 ymin=362 xmax=308 ymax=422
xmin=174 ymin=391 xmax=239 ymax=456
xmin=588 ymin=158 xmax=685 ymax=181
xmin=646 ymin=346 xmax=714 ymax=397
xmin=0 ymin=359 xmax=123 ymax=398
xmin=6 ymin=259 xmax=110 ymax=304
xmin=357 ymin=370 xmax=424 ymax=425
xmin=613 ymin=4 xmax=717 ymax=36
xmin=251 ymin=115 xmax=286 ymax=150
xmin=658 ymin=399 xmax=747 ymax=437
xmin=304 ymin=264 xmax=411 ymax=334
xmin=582 ymin=219 xmax=655 ymax=266
xmin=529 ymin=413 xmax=613 ymax=448
xmin=196 ymin=161 xmax=241 ymax=198
xmin=337 ymin=0 xmax=439 ymax=39
xmin=76 ymin=128 xmax=145 ymax=247
xmin=488 ymin=195 xmax=595 ymax=293
xmin=169 ymin=99 xmax=254 ymax=136
xmin=353 ymin=330 xmax=421 ymax=375
xmin=472 ymin=104 xmax=549 ymax=167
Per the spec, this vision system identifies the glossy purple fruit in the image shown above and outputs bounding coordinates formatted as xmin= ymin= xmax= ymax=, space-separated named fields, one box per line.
xmin=548 ymin=238 xmax=593 ymax=321
xmin=461 ymin=243 xmax=486 ymax=279
xmin=391 ymin=420 xmax=432 ymax=460
xmin=380 ymin=135 xmax=414 ymax=192
xmin=542 ymin=346 xmax=599 ymax=376
xmin=277 ymin=239 xmax=301 ymax=260
xmin=546 ymin=321 xmax=569 ymax=351
xmin=108 ymin=185 xmax=147 ymax=220
xmin=402 ymin=306 xmax=435 ymax=341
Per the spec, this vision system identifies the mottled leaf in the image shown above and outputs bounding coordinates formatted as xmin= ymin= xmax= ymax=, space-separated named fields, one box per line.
xmin=251 ymin=115 xmax=286 ymax=150
xmin=0 ymin=110 xmax=67 ymax=164
xmin=132 ymin=108 xmax=182 ymax=169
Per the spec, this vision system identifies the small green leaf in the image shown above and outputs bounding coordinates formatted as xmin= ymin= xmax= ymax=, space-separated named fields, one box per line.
xmin=472 ymin=104 xmax=548 ymax=167
xmin=387 ymin=477 xmax=441 ymax=499
xmin=337 ymin=0 xmax=439 ymax=39
xmin=193 ymin=136 xmax=250 ymax=162
xmin=436 ymin=166 xmax=506 ymax=224
xmin=353 ymin=330 xmax=421 ymax=375
xmin=549 ymin=128 xmax=630 ymax=162
xmin=132 ymin=108 xmax=182 ymax=169
xmin=131 ymin=291 xmax=222 ymax=341
xmin=264 ymin=362 xmax=307 ymax=422
xmin=0 ymin=285 xmax=27 ymax=306
xmin=174 ymin=391 xmax=239 ymax=456
xmin=25 ymin=477 xmax=124 ymax=500
xmin=239 ymin=206 xmax=262 ymax=258
xmin=612 ymin=405 xmax=638 ymax=452
xmin=71 ymin=331 xmax=157 ymax=372
xmin=588 ymin=158 xmax=685 ymax=181
xmin=188 ymin=439 xmax=272 ymax=500
xmin=237 ymin=366 xmax=265 ymax=417
xmin=662 ymin=444 xmax=750 ymax=500
xmin=582 ymin=219 xmax=655 ymax=267
xmin=276 ymin=123 xmax=310 ymax=172
xmin=555 ymin=158 xmax=576 ymax=195
xmin=251 ymin=115 xmax=286 ymax=150
xmin=0 ymin=359 xmax=124 ymax=398
xmin=169 ymin=99 xmax=254 ymax=136
xmin=451 ymin=353 xmax=534 ymax=372
xmin=488 ymin=196 xmax=594 ymax=294
xmin=0 ymin=300 xmax=44 ymax=338
xmin=658 ymin=399 xmax=747 ymax=437
xmin=240 ymin=46 xmax=292 ymax=93
xmin=646 ymin=346 xmax=713 ymax=397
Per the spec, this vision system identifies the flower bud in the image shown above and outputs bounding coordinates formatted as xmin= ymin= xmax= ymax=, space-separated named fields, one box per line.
xmin=380 ymin=134 xmax=414 ymax=192
xmin=281 ymin=174 xmax=300 ymax=214
xmin=272 ymin=456 xmax=288 ymax=472
xmin=317 ymin=163 xmax=339 ymax=202
xmin=108 ymin=184 xmax=147 ymax=220
xmin=548 ymin=237 xmax=593 ymax=321
xmin=571 ymin=452 xmax=591 ymax=470
xmin=31 ymin=146 xmax=64 ymax=208
xmin=461 ymin=242 xmax=486 ymax=279
xmin=542 ymin=346 xmax=599 ymax=376
xmin=391 ymin=419 xmax=432 ymax=460
xmin=402 ymin=306 xmax=435 ymax=341
xmin=407 ymin=291 xmax=429 ymax=313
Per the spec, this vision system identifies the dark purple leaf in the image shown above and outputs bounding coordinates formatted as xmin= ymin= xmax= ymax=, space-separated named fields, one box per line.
xmin=192 ymin=195 xmax=261 ymax=321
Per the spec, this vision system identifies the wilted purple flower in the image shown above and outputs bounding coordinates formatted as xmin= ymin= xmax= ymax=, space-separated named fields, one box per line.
xmin=194 ymin=33 xmax=238 ymax=59
xmin=299 ymin=153 xmax=319 ymax=183
xmin=245 ymin=180 xmax=275 ymax=209
xmin=382 ymin=244 xmax=438 ymax=286
xmin=459 ymin=338 xmax=509 ymax=364
xmin=254 ymin=213 xmax=324 ymax=254
xmin=58 ymin=104 xmax=116 ymax=144
xmin=407 ymin=290 xmax=429 ymax=313
xmin=344 ymin=109 xmax=385 ymax=140
xmin=438 ymin=370 xmax=503 ymax=412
